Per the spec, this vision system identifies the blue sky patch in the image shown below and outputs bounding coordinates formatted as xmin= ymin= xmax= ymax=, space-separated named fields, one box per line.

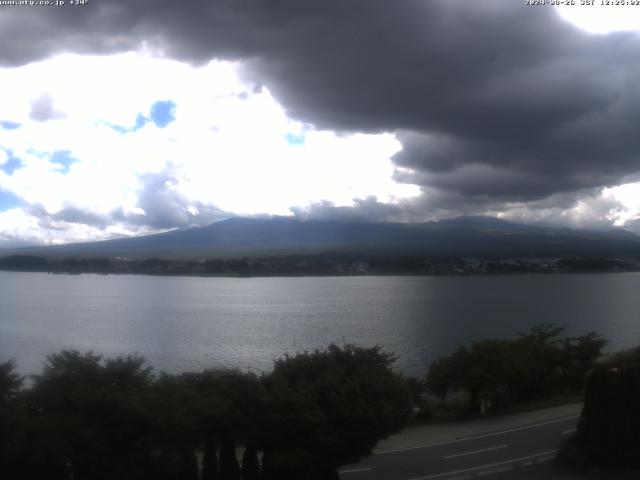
xmin=150 ymin=100 xmax=176 ymax=128
xmin=0 ymin=120 xmax=21 ymax=130
xmin=285 ymin=133 xmax=305 ymax=146
xmin=0 ymin=150 xmax=23 ymax=175
xmin=106 ymin=102 xmax=173 ymax=133
xmin=108 ymin=113 xmax=148 ymax=133
xmin=135 ymin=113 xmax=148 ymax=130
xmin=0 ymin=189 xmax=21 ymax=211
xmin=50 ymin=150 xmax=78 ymax=174
xmin=108 ymin=123 xmax=129 ymax=134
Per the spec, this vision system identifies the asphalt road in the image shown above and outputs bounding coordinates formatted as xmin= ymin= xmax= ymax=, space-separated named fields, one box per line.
xmin=339 ymin=413 xmax=579 ymax=480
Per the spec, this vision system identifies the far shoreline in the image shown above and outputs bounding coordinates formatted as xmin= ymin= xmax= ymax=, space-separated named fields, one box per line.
xmin=2 ymin=268 xmax=640 ymax=280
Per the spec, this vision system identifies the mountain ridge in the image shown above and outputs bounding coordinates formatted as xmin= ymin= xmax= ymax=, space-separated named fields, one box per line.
xmin=2 ymin=216 xmax=639 ymax=260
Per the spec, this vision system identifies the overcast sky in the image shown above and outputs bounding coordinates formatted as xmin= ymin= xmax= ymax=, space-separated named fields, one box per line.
xmin=1 ymin=0 xmax=640 ymax=246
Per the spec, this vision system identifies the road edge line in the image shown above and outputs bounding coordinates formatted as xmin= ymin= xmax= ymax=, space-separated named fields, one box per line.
xmin=404 ymin=449 xmax=558 ymax=480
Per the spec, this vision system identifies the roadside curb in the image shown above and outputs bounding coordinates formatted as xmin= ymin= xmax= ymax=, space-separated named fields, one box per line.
xmin=373 ymin=403 xmax=583 ymax=453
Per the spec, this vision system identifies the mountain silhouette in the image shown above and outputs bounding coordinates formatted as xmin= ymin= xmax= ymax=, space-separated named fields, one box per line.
xmin=3 ymin=216 xmax=640 ymax=259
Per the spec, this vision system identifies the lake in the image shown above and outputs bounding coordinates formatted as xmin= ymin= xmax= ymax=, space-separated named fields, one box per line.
xmin=2 ymin=271 xmax=640 ymax=377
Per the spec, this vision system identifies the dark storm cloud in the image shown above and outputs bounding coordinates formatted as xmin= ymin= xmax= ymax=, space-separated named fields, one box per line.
xmin=3 ymin=0 xmax=640 ymax=221
xmin=22 ymin=170 xmax=228 ymax=233
xmin=0 ymin=233 xmax=36 ymax=249
xmin=290 ymin=197 xmax=413 ymax=223
xmin=291 ymin=192 xmax=506 ymax=225
xmin=26 ymin=203 xmax=110 ymax=230
xmin=293 ymin=187 xmax=630 ymax=236
xmin=30 ymin=93 xmax=65 ymax=121
xmin=124 ymin=170 xmax=228 ymax=229
xmin=500 ymin=189 xmax=629 ymax=231
xmin=52 ymin=206 xmax=111 ymax=228
xmin=620 ymin=217 xmax=640 ymax=235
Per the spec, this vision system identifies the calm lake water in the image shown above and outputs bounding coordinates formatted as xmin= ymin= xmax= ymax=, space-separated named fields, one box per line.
xmin=2 ymin=271 xmax=640 ymax=377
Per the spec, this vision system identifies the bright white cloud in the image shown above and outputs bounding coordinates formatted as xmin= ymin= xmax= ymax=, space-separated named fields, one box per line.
xmin=603 ymin=182 xmax=640 ymax=226
xmin=555 ymin=3 xmax=640 ymax=34
xmin=0 ymin=208 xmax=42 ymax=245
xmin=498 ymin=183 xmax=640 ymax=233
xmin=0 ymin=51 xmax=420 ymax=244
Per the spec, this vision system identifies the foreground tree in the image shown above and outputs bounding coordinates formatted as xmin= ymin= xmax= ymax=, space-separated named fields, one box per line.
xmin=262 ymin=344 xmax=413 ymax=478
xmin=24 ymin=351 xmax=156 ymax=480
xmin=560 ymin=331 xmax=608 ymax=392
xmin=0 ymin=360 xmax=22 ymax=401
xmin=241 ymin=444 xmax=260 ymax=480
xmin=563 ymin=346 xmax=640 ymax=468
xmin=185 ymin=368 xmax=267 ymax=480
xmin=426 ymin=340 xmax=515 ymax=413
xmin=510 ymin=324 xmax=566 ymax=401
xmin=146 ymin=373 xmax=200 ymax=480
xmin=2 ymin=345 xmax=411 ymax=479
xmin=426 ymin=325 xmax=607 ymax=415
xmin=0 ymin=360 xmax=24 ymax=475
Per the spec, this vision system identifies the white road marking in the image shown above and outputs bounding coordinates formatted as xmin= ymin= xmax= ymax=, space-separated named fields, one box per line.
xmin=535 ymin=455 xmax=556 ymax=463
xmin=562 ymin=428 xmax=577 ymax=435
xmin=376 ymin=415 xmax=579 ymax=455
xmin=443 ymin=444 xmax=507 ymax=459
xmin=376 ymin=439 xmax=470 ymax=455
xmin=476 ymin=465 xmax=514 ymax=476
xmin=458 ymin=415 xmax=580 ymax=442
xmin=404 ymin=449 xmax=558 ymax=480
xmin=339 ymin=467 xmax=373 ymax=474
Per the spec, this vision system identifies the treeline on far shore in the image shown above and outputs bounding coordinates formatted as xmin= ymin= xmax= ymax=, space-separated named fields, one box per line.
xmin=2 ymin=325 xmax=640 ymax=479
xmin=1 ymin=253 xmax=639 ymax=276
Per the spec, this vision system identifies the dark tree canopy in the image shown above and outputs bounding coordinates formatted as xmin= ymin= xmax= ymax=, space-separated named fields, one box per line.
xmin=0 ymin=344 xmax=413 ymax=479
xmin=25 ymin=351 xmax=156 ymax=480
xmin=426 ymin=325 xmax=607 ymax=414
xmin=0 ymin=360 xmax=24 ymax=472
xmin=0 ymin=360 xmax=22 ymax=401
xmin=571 ymin=346 xmax=640 ymax=467
xmin=263 ymin=344 xmax=413 ymax=474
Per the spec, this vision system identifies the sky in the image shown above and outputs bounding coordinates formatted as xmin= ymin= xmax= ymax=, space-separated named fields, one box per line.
xmin=1 ymin=0 xmax=640 ymax=246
